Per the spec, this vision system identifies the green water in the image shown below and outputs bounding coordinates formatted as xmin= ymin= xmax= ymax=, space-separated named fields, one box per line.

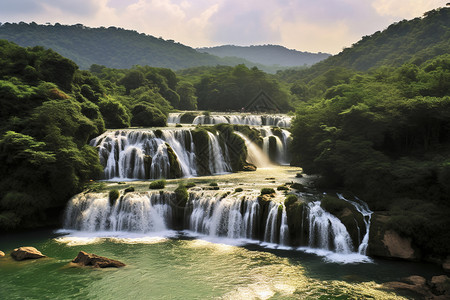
xmin=0 ymin=230 xmax=443 ymax=299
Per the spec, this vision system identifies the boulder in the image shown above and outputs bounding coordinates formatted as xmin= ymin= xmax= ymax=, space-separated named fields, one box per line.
xmin=242 ymin=163 xmax=257 ymax=171
xmin=430 ymin=275 xmax=450 ymax=296
xmin=382 ymin=230 xmax=416 ymax=260
xmin=11 ymin=247 xmax=46 ymax=261
xmin=443 ymin=257 xmax=450 ymax=273
xmin=0 ymin=250 xmax=5 ymax=257
xmin=72 ymin=251 xmax=125 ymax=268
xmin=383 ymin=275 xmax=430 ymax=298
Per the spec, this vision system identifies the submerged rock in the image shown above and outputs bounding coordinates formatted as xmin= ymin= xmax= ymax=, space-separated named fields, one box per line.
xmin=11 ymin=247 xmax=46 ymax=261
xmin=72 ymin=251 xmax=125 ymax=268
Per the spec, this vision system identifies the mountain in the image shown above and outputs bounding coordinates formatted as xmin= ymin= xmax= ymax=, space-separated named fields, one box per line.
xmin=277 ymin=7 xmax=449 ymax=82
xmin=198 ymin=45 xmax=330 ymax=67
xmin=0 ymin=22 xmax=266 ymax=70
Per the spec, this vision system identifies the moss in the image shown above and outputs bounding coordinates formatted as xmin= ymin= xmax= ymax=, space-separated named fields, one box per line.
xmin=154 ymin=129 xmax=163 ymax=138
xmin=277 ymin=185 xmax=289 ymax=191
xmin=234 ymin=188 xmax=243 ymax=193
xmin=284 ymin=194 xmax=298 ymax=207
xmin=209 ymin=182 xmax=218 ymax=187
xmin=124 ymin=187 xmax=135 ymax=194
xmin=179 ymin=112 xmax=198 ymax=123
xmin=185 ymin=182 xmax=196 ymax=189
xmin=268 ymin=136 xmax=278 ymax=162
xmin=174 ymin=184 xmax=188 ymax=207
xmin=149 ymin=179 xmax=166 ymax=189
xmin=192 ymin=128 xmax=211 ymax=175
xmin=108 ymin=189 xmax=119 ymax=206
xmin=165 ymin=143 xmax=181 ymax=179
xmin=290 ymin=182 xmax=305 ymax=192
xmin=260 ymin=188 xmax=275 ymax=195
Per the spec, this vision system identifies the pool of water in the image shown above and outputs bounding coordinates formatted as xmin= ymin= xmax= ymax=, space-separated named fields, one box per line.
xmin=0 ymin=229 xmax=442 ymax=299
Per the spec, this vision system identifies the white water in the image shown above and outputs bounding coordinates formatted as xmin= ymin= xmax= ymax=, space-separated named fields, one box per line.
xmin=168 ymin=113 xmax=292 ymax=128
xmin=91 ymin=129 xmax=234 ymax=180
xmin=337 ymin=194 xmax=373 ymax=255
xmin=234 ymin=132 xmax=273 ymax=168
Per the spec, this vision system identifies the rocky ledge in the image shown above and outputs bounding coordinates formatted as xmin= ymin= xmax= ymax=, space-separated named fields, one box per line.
xmin=72 ymin=251 xmax=125 ymax=268
xmin=10 ymin=247 xmax=46 ymax=261
xmin=383 ymin=275 xmax=450 ymax=299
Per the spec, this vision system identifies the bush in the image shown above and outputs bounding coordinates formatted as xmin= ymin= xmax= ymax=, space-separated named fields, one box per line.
xmin=149 ymin=179 xmax=166 ymax=189
xmin=131 ymin=103 xmax=166 ymax=127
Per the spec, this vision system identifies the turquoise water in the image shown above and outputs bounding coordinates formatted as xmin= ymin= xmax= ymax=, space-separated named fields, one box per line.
xmin=0 ymin=230 xmax=443 ymax=299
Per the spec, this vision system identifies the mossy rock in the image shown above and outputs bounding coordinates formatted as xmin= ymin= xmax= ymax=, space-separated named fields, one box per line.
xmin=154 ymin=129 xmax=163 ymax=139
xmin=234 ymin=188 xmax=243 ymax=193
xmin=284 ymin=197 xmax=307 ymax=246
xmin=209 ymin=182 xmax=218 ymax=187
xmin=174 ymin=184 xmax=189 ymax=207
xmin=180 ymin=112 xmax=198 ymax=123
xmin=290 ymin=182 xmax=305 ymax=192
xmin=185 ymin=182 xmax=196 ymax=189
xmin=124 ymin=187 xmax=135 ymax=194
xmin=192 ymin=128 xmax=211 ymax=175
xmin=165 ymin=143 xmax=182 ymax=179
xmin=260 ymin=188 xmax=275 ymax=195
xmin=268 ymin=136 xmax=278 ymax=162
xmin=320 ymin=194 xmax=366 ymax=250
xmin=215 ymin=124 xmax=248 ymax=172
xmin=149 ymin=179 xmax=166 ymax=189
xmin=277 ymin=185 xmax=289 ymax=191
xmin=144 ymin=155 xmax=152 ymax=179
xmin=109 ymin=189 xmax=119 ymax=206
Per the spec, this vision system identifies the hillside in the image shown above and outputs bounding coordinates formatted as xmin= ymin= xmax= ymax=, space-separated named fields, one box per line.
xmin=198 ymin=45 xmax=330 ymax=67
xmin=278 ymin=7 xmax=450 ymax=83
xmin=0 ymin=22 xmax=263 ymax=70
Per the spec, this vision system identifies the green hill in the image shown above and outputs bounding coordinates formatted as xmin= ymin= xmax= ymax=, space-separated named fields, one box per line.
xmin=278 ymin=7 xmax=450 ymax=83
xmin=198 ymin=45 xmax=330 ymax=67
xmin=0 ymin=22 xmax=265 ymax=70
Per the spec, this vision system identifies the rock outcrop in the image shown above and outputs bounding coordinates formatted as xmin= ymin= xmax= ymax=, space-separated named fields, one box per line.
xmin=72 ymin=251 xmax=125 ymax=268
xmin=383 ymin=275 xmax=450 ymax=299
xmin=10 ymin=247 xmax=46 ymax=261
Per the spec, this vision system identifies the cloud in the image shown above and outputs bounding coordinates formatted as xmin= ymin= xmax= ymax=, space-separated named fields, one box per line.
xmin=372 ymin=0 xmax=443 ymax=18
xmin=0 ymin=0 xmax=445 ymax=54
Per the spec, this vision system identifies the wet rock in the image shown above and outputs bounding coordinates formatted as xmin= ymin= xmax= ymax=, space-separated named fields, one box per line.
xmin=0 ymin=251 xmax=5 ymax=257
xmin=72 ymin=251 xmax=125 ymax=268
xmin=430 ymin=275 xmax=450 ymax=296
xmin=443 ymin=257 xmax=450 ymax=273
xmin=382 ymin=230 xmax=416 ymax=260
xmin=242 ymin=163 xmax=257 ymax=171
xmin=10 ymin=247 xmax=46 ymax=261
xmin=383 ymin=275 xmax=430 ymax=298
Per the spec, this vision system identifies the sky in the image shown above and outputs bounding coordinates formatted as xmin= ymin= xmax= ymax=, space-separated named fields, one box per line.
xmin=0 ymin=0 xmax=446 ymax=54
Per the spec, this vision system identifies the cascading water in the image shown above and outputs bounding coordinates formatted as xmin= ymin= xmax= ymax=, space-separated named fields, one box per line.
xmin=337 ymin=194 xmax=373 ymax=255
xmin=168 ymin=113 xmax=292 ymax=128
xmin=307 ymin=201 xmax=353 ymax=253
xmin=91 ymin=129 xmax=234 ymax=180
xmin=234 ymin=132 xmax=273 ymax=168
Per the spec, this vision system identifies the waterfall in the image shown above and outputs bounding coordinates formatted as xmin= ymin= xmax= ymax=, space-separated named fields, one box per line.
xmin=263 ymin=202 xmax=280 ymax=243
xmin=174 ymin=113 xmax=292 ymax=128
xmin=279 ymin=205 xmax=289 ymax=246
xmin=92 ymin=129 xmax=233 ymax=180
xmin=167 ymin=113 xmax=181 ymax=124
xmin=337 ymin=194 xmax=373 ymax=255
xmin=206 ymin=132 xmax=232 ymax=174
xmin=259 ymin=127 xmax=292 ymax=165
xmin=63 ymin=192 xmax=173 ymax=232
xmin=234 ymin=132 xmax=273 ymax=168
xmin=307 ymin=201 xmax=353 ymax=254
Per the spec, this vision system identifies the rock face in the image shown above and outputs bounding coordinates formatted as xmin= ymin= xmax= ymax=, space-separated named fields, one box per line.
xmin=368 ymin=214 xmax=420 ymax=260
xmin=10 ymin=247 xmax=46 ymax=261
xmin=72 ymin=251 xmax=125 ymax=268
xmin=242 ymin=163 xmax=257 ymax=171
xmin=382 ymin=230 xmax=416 ymax=260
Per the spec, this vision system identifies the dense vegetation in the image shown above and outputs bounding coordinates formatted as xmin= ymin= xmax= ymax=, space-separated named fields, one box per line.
xmin=290 ymin=54 xmax=450 ymax=257
xmin=0 ymin=22 xmax=284 ymax=72
xmin=278 ymin=8 xmax=449 ymax=84
xmin=198 ymin=45 xmax=330 ymax=68
xmin=0 ymin=39 xmax=196 ymax=229
xmin=179 ymin=64 xmax=293 ymax=112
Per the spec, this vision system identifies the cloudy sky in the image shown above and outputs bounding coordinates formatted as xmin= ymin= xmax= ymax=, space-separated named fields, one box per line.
xmin=0 ymin=0 xmax=446 ymax=54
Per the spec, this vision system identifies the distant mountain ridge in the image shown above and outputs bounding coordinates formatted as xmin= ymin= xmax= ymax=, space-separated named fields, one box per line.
xmin=198 ymin=45 xmax=330 ymax=67
xmin=0 ymin=22 xmax=274 ymax=70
